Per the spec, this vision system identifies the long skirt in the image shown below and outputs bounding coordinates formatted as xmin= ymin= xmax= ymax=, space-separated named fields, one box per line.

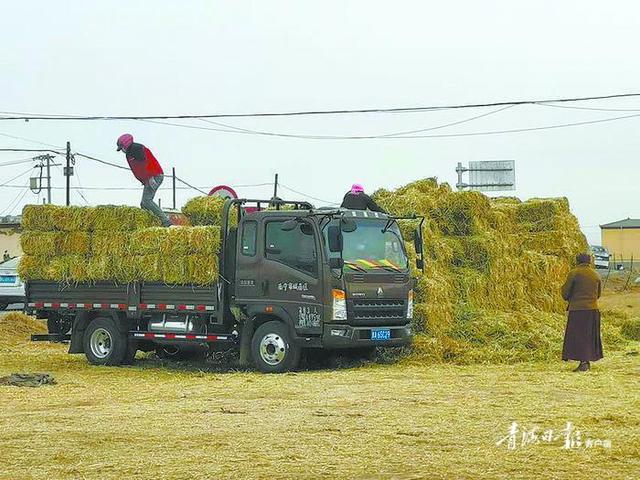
xmin=562 ymin=309 xmax=603 ymax=362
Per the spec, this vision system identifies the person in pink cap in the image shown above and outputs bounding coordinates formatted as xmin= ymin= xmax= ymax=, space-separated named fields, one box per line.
xmin=116 ymin=134 xmax=172 ymax=226
xmin=340 ymin=183 xmax=386 ymax=213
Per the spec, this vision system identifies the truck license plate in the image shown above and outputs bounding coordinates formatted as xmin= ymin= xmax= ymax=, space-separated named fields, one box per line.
xmin=371 ymin=328 xmax=391 ymax=341
xmin=0 ymin=275 xmax=16 ymax=284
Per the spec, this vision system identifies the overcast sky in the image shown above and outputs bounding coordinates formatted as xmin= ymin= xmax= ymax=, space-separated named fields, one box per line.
xmin=1 ymin=1 xmax=639 ymax=243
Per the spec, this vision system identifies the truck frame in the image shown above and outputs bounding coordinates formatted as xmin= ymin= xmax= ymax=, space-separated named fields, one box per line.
xmin=28 ymin=198 xmax=423 ymax=372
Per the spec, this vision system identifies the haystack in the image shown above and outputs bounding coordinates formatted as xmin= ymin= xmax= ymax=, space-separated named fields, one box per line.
xmin=373 ymin=178 xmax=612 ymax=363
xmin=19 ymin=205 xmax=223 ymax=286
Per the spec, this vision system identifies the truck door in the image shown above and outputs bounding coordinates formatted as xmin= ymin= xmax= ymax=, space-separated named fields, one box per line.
xmin=261 ymin=218 xmax=324 ymax=335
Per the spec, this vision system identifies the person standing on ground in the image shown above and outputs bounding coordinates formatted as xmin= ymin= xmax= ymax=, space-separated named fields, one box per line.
xmin=340 ymin=184 xmax=387 ymax=213
xmin=116 ymin=134 xmax=172 ymax=227
xmin=561 ymin=253 xmax=603 ymax=371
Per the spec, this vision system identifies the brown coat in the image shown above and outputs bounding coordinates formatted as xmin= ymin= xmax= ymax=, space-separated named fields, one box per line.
xmin=561 ymin=263 xmax=601 ymax=311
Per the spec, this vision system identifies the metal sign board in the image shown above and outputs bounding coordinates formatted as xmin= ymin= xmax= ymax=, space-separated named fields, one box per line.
xmin=468 ymin=160 xmax=515 ymax=192
xmin=208 ymin=185 xmax=238 ymax=199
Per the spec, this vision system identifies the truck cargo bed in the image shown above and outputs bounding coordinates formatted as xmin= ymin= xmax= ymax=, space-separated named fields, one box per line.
xmin=26 ymin=281 xmax=219 ymax=313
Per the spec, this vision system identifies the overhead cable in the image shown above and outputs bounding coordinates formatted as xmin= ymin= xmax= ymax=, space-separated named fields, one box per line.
xmin=1 ymin=92 xmax=639 ymax=120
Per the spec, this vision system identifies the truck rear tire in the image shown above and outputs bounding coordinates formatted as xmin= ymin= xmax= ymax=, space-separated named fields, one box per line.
xmin=83 ymin=317 xmax=127 ymax=366
xmin=251 ymin=321 xmax=301 ymax=373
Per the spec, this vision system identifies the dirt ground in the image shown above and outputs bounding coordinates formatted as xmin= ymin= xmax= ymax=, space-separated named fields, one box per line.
xmin=1 ymin=313 xmax=639 ymax=480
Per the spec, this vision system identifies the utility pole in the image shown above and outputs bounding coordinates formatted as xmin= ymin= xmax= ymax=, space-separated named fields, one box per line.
xmin=45 ymin=155 xmax=52 ymax=204
xmin=65 ymin=141 xmax=71 ymax=206
xmin=30 ymin=154 xmax=60 ymax=204
xmin=273 ymin=173 xmax=279 ymax=199
xmin=172 ymin=167 xmax=176 ymax=210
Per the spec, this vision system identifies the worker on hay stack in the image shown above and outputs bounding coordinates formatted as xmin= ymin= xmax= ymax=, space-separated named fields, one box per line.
xmin=116 ymin=133 xmax=173 ymax=227
xmin=340 ymin=183 xmax=387 ymax=213
xmin=561 ymin=253 xmax=603 ymax=372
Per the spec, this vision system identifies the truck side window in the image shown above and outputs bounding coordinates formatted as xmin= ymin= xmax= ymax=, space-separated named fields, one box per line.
xmin=265 ymin=221 xmax=318 ymax=277
xmin=241 ymin=221 xmax=257 ymax=256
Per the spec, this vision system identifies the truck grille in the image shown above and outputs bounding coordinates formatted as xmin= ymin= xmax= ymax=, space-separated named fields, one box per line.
xmin=348 ymin=298 xmax=407 ymax=326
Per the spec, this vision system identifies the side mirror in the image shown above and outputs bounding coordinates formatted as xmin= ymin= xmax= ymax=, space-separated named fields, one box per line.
xmin=328 ymin=225 xmax=343 ymax=252
xmin=416 ymin=258 xmax=424 ymax=270
xmin=340 ymin=218 xmax=357 ymax=233
xmin=281 ymin=219 xmax=298 ymax=231
xmin=413 ymin=229 xmax=423 ymax=255
xmin=329 ymin=257 xmax=344 ymax=269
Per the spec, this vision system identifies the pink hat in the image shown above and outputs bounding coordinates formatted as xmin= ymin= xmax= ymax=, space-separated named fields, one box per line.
xmin=351 ymin=183 xmax=364 ymax=194
xmin=116 ymin=133 xmax=134 ymax=152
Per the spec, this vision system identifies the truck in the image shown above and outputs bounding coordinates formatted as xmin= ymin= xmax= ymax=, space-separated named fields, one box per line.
xmin=28 ymin=198 xmax=424 ymax=373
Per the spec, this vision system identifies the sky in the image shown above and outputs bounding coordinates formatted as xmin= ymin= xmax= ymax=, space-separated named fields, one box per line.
xmin=1 ymin=1 xmax=639 ymax=244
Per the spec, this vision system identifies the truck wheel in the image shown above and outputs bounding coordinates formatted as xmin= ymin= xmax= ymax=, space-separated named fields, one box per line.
xmin=83 ymin=317 xmax=127 ymax=366
xmin=251 ymin=321 xmax=301 ymax=373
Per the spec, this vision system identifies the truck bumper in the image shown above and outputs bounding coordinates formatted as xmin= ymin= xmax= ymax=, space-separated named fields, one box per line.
xmin=321 ymin=323 xmax=412 ymax=349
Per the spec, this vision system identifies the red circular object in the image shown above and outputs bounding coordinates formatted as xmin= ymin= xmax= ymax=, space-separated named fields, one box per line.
xmin=208 ymin=185 xmax=238 ymax=199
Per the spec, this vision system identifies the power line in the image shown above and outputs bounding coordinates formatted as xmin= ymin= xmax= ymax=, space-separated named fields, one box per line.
xmin=387 ymin=111 xmax=640 ymax=138
xmin=74 ymin=151 xmax=130 ymax=170
xmin=163 ymin=104 xmax=514 ymax=140
xmin=0 ymin=131 xmax=63 ymax=149
xmin=0 ymin=158 xmax=38 ymax=168
xmin=0 ymin=179 xmax=32 ymax=216
xmin=279 ymin=183 xmax=339 ymax=205
xmin=0 ymin=148 xmax=62 ymax=154
xmin=1 ymin=92 xmax=640 ymax=120
xmin=538 ymin=103 xmax=640 ymax=113
xmin=0 ymin=166 xmax=35 ymax=187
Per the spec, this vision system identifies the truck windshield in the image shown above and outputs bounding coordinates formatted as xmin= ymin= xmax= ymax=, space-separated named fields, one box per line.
xmin=324 ymin=219 xmax=409 ymax=272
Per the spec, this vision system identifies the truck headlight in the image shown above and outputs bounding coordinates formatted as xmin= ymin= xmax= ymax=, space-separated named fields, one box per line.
xmin=332 ymin=289 xmax=347 ymax=321
xmin=407 ymin=289 xmax=414 ymax=319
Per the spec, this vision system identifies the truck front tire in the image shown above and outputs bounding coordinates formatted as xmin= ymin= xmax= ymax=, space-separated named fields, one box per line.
xmin=251 ymin=321 xmax=301 ymax=373
xmin=83 ymin=317 xmax=128 ymax=366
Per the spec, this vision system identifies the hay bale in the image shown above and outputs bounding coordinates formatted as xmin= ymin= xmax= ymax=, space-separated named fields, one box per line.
xmin=91 ymin=232 xmax=130 ymax=257
xmin=182 ymin=196 xmax=227 ymax=226
xmin=21 ymin=204 xmax=160 ymax=232
xmin=20 ymin=233 xmax=57 ymax=256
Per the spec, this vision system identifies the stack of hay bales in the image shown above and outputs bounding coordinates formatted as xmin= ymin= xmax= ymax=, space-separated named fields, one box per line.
xmin=18 ymin=204 xmax=222 ymax=285
xmin=374 ymin=178 xmax=627 ymax=363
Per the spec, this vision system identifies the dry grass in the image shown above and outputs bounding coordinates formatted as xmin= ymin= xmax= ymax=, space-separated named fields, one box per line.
xmin=0 ymin=313 xmax=639 ymax=479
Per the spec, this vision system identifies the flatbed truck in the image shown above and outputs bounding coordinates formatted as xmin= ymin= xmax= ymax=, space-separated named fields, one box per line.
xmin=28 ymin=198 xmax=423 ymax=372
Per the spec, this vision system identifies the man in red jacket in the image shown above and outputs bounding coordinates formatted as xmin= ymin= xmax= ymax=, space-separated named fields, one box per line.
xmin=117 ymin=134 xmax=172 ymax=226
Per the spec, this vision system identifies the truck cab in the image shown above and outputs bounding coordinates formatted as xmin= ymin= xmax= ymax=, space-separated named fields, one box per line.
xmin=225 ymin=200 xmax=420 ymax=372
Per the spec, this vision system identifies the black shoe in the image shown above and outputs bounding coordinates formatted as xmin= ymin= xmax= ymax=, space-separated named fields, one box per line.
xmin=574 ymin=361 xmax=590 ymax=372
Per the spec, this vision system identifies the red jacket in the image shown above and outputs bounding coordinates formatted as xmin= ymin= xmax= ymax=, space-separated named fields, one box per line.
xmin=126 ymin=142 xmax=163 ymax=184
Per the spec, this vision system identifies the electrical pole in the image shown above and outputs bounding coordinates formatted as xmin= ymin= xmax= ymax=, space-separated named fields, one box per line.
xmin=172 ymin=167 xmax=176 ymax=210
xmin=45 ymin=155 xmax=52 ymax=204
xmin=65 ymin=141 xmax=71 ymax=206
xmin=273 ymin=173 xmax=279 ymax=199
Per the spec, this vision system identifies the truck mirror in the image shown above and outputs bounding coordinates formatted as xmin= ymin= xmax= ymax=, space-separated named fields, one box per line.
xmin=413 ymin=229 xmax=423 ymax=254
xmin=328 ymin=226 xmax=343 ymax=252
xmin=329 ymin=257 xmax=344 ymax=269
xmin=416 ymin=258 xmax=424 ymax=270
xmin=340 ymin=218 xmax=357 ymax=233
xmin=281 ymin=219 xmax=298 ymax=231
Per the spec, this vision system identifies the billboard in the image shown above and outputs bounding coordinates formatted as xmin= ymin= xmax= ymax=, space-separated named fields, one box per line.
xmin=467 ymin=160 xmax=515 ymax=192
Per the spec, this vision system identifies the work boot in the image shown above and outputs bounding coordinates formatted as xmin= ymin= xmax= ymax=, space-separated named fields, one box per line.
xmin=574 ymin=361 xmax=590 ymax=372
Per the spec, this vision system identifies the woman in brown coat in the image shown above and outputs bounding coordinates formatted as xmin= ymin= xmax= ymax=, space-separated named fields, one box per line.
xmin=561 ymin=253 xmax=603 ymax=371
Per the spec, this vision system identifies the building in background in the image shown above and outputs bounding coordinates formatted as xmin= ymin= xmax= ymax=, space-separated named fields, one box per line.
xmin=0 ymin=216 xmax=22 ymax=259
xmin=600 ymin=218 xmax=640 ymax=263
